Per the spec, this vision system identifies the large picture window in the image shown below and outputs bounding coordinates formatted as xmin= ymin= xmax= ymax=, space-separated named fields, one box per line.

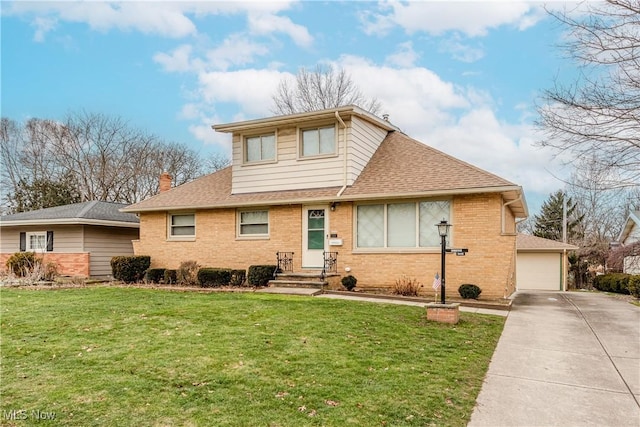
xmin=245 ymin=133 xmax=275 ymax=163
xmin=169 ymin=214 xmax=195 ymax=238
xmin=238 ymin=209 xmax=269 ymax=237
xmin=356 ymin=201 xmax=450 ymax=249
xmin=301 ymin=125 xmax=335 ymax=157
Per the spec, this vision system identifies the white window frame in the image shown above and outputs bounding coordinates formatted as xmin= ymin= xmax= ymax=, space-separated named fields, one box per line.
xmin=354 ymin=200 xmax=452 ymax=252
xmin=243 ymin=131 xmax=277 ymax=164
xmin=27 ymin=231 xmax=47 ymax=252
xmin=237 ymin=209 xmax=270 ymax=239
xmin=298 ymin=123 xmax=337 ymax=159
xmin=168 ymin=213 xmax=196 ymax=241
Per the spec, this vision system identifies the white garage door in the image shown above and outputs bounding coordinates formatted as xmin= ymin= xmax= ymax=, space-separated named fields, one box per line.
xmin=517 ymin=252 xmax=562 ymax=291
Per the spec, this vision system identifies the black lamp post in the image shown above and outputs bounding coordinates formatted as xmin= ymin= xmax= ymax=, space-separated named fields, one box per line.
xmin=436 ymin=219 xmax=451 ymax=304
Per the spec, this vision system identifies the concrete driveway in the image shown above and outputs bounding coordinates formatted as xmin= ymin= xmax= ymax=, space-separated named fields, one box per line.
xmin=469 ymin=291 xmax=640 ymax=427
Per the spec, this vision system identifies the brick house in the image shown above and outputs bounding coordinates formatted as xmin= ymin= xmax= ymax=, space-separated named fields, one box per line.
xmin=0 ymin=201 xmax=139 ymax=277
xmin=123 ymin=106 xmax=528 ymax=299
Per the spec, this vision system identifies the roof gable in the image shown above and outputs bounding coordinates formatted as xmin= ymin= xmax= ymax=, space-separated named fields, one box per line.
xmin=618 ymin=210 xmax=640 ymax=244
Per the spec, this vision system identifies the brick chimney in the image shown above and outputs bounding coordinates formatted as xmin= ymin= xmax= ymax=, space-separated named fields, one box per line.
xmin=159 ymin=172 xmax=172 ymax=193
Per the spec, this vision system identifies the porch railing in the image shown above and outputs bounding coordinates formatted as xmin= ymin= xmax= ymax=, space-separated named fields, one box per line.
xmin=276 ymin=251 xmax=294 ymax=276
xmin=322 ymin=251 xmax=338 ymax=279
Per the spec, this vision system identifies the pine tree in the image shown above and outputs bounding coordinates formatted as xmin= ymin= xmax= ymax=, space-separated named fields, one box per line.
xmin=533 ymin=190 xmax=583 ymax=242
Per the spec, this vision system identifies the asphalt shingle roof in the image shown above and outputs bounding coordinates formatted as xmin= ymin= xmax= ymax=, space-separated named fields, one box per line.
xmin=123 ymin=130 xmax=524 ymax=213
xmin=0 ymin=201 xmax=139 ymax=225
xmin=517 ymin=233 xmax=578 ymax=251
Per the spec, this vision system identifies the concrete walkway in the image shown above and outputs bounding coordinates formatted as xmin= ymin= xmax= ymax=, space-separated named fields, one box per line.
xmin=468 ymin=291 xmax=640 ymax=427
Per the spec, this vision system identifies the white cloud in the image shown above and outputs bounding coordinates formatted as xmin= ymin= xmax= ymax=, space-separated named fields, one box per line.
xmin=439 ymin=38 xmax=485 ymax=63
xmin=154 ymin=44 xmax=195 ymax=73
xmin=32 ymin=16 xmax=57 ymax=42
xmin=247 ymin=11 xmax=313 ymax=48
xmin=205 ymin=34 xmax=270 ymax=71
xmin=385 ymin=41 xmax=419 ymax=67
xmin=362 ymin=1 xmax=543 ymax=37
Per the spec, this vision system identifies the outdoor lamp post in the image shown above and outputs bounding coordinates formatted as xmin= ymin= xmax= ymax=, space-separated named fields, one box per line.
xmin=436 ymin=219 xmax=451 ymax=304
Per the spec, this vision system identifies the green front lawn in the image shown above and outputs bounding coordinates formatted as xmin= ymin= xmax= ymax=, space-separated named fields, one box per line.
xmin=0 ymin=288 xmax=504 ymax=426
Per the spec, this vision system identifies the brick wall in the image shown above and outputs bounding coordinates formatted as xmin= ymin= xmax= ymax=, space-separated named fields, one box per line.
xmin=135 ymin=193 xmax=517 ymax=299
xmin=0 ymin=252 xmax=90 ymax=277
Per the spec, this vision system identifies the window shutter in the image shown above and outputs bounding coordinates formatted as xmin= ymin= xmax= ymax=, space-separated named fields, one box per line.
xmin=19 ymin=232 xmax=26 ymax=252
xmin=46 ymin=231 xmax=54 ymax=252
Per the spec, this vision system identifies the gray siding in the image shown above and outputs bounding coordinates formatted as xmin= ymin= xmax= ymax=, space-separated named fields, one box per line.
xmin=83 ymin=226 xmax=139 ymax=277
xmin=0 ymin=225 xmax=83 ymax=253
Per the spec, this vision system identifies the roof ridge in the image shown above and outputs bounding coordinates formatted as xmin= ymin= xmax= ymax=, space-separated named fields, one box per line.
xmin=76 ymin=200 xmax=98 ymax=218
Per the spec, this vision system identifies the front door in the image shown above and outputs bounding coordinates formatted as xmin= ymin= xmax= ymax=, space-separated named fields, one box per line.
xmin=302 ymin=206 xmax=328 ymax=268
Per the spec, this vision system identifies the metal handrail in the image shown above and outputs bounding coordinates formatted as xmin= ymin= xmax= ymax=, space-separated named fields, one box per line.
xmin=276 ymin=251 xmax=294 ymax=277
xmin=322 ymin=251 xmax=338 ymax=279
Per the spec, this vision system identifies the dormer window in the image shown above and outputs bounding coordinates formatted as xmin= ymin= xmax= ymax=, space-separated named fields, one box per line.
xmin=300 ymin=124 xmax=336 ymax=157
xmin=245 ymin=133 xmax=276 ymax=163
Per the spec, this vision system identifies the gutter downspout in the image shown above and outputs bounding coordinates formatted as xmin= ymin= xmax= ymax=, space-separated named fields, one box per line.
xmin=503 ymin=195 xmax=523 ymax=234
xmin=335 ymin=111 xmax=348 ymax=197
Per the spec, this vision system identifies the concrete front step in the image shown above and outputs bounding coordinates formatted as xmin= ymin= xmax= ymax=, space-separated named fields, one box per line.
xmin=268 ymin=280 xmax=327 ymax=289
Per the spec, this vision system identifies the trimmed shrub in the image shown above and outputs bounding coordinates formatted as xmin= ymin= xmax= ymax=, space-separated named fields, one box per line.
xmin=458 ymin=284 xmax=482 ymax=299
xmin=392 ymin=275 xmax=422 ymax=296
xmin=146 ymin=268 xmax=166 ymax=284
xmin=628 ymin=276 xmax=640 ymax=299
xmin=593 ymin=273 xmax=631 ymax=295
xmin=230 ymin=269 xmax=247 ymax=287
xmin=341 ymin=275 xmax=357 ymax=291
xmin=248 ymin=265 xmax=277 ymax=287
xmin=111 ymin=256 xmax=151 ymax=283
xmin=164 ymin=269 xmax=177 ymax=285
xmin=198 ymin=268 xmax=232 ymax=288
xmin=6 ymin=252 xmax=40 ymax=277
xmin=177 ymin=260 xmax=200 ymax=286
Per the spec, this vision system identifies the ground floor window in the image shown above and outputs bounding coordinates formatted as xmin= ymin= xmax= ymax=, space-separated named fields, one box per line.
xmin=238 ymin=209 xmax=269 ymax=237
xmin=27 ymin=231 xmax=47 ymax=252
xmin=169 ymin=213 xmax=195 ymax=238
xmin=356 ymin=200 xmax=450 ymax=249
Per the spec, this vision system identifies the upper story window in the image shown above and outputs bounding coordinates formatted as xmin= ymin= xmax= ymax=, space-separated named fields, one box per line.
xmin=169 ymin=213 xmax=195 ymax=239
xmin=300 ymin=125 xmax=336 ymax=157
xmin=238 ymin=209 xmax=269 ymax=238
xmin=245 ymin=133 xmax=275 ymax=163
xmin=356 ymin=200 xmax=451 ymax=249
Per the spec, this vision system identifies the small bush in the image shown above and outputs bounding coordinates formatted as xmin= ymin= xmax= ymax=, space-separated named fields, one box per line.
xmin=43 ymin=262 xmax=59 ymax=281
xmin=627 ymin=275 xmax=640 ymax=298
xmin=6 ymin=252 xmax=40 ymax=277
xmin=230 ymin=269 xmax=247 ymax=287
xmin=458 ymin=284 xmax=482 ymax=299
xmin=593 ymin=273 xmax=631 ymax=295
xmin=392 ymin=275 xmax=422 ymax=296
xmin=248 ymin=265 xmax=277 ymax=287
xmin=146 ymin=268 xmax=166 ymax=284
xmin=177 ymin=260 xmax=200 ymax=286
xmin=198 ymin=268 xmax=232 ymax=288
xmin=341 ymin=275 xmax=357 ymax=291
xmin=164 ymin=269 xmax=177 ymax=285
xmin=111 ymin=256 xmax=151 ymax=283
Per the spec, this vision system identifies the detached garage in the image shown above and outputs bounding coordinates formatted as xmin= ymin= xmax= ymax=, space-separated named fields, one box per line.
xmin=516 ymin=234 xmax=578 ymax=291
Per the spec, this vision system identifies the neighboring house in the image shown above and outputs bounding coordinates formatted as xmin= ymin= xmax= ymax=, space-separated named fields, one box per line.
xmin=516 ymin=234 xmax=578 ymax=291
xmin=617 ymin=210 xmax=640 ymax=274
xmin=123 ymin=105 xmax=528 ymax=299
xmin=0 ymin=201 xmax=139 ymax=277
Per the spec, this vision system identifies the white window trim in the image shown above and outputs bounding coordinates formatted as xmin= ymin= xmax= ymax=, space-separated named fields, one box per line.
xmin=353 ymin=200 xmax=452 ymax=252
xmin=167 ymin=213 xmax=196 ymax=241
xmin=26 ymin=231 xmax=47 ymax=253
xmin=236 ymin=208 xmax=270 ymax=240
xmin=242 ymin=130 xmax=278 ymax=165
xmin=297 ymin=122 xmax=338 ymax=160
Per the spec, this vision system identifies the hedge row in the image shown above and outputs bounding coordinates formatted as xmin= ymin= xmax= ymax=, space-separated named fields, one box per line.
xmin=592 ymin=273 xmax=632 ymax=295
xmin=111 ymin=256 xmax=151 ymax=283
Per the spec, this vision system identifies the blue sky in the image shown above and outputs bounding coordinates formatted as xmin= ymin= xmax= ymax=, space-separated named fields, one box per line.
xmin=2 ymin=1 xmax=584 ymax=214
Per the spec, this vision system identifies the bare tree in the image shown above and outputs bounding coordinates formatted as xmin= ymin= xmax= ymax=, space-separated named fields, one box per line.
xmin=205 ymin=152 xmax=231 ymax=173
xmin=272 ymin=65 xmax=382 ymax=115
xmin=1 ymin=111 xmax=205 ymax=210
xmin=536 ymin=0 xmax=640 ymax=189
